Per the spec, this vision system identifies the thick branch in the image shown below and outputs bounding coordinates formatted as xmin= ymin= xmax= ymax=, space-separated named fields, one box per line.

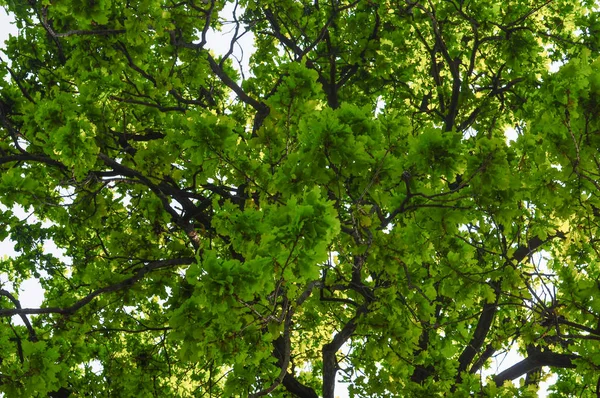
xmin=205 ymin=53 xmax=268 ymax=115
xmin=251 ymin=299 xmax=292 ymax=398
xmin=280 ymin=365 xmax=319 ymax=398
xmin=268 ymin=282 xmax=322 ymax=398
xmin=456 ymin=301 xmax=497 ymax=375
xmin=470 ymin=343 xmax=496 ymax=374
xmin=493 ymin=348 xmax=577 ymax=387
xmin=98 ymin=153 xmax=204 ymax=248
xmin=271 ymin=338 xmax=319 ymax=397
xmin=456 ymin=232 xmax=566 ymax=380
xmin=322 ymin=305 xmax=367 ymax=398
xmin=0 ymin=289 xmax=38 ymax=341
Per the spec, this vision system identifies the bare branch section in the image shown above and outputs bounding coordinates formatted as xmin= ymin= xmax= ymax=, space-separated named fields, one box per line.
xmin=0 ymin=258 xmax=195 ymax=318
xmin=0 ymin=289 xmax=38 ymax=341
xmin=323 ymin=305 xmax=368 ymax=398
xmin=493 ymin=347 xmax=578 ymax=387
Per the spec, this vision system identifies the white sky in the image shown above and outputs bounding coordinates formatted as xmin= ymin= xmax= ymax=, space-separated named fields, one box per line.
xmin=0 ymin=7 xmax=17 ymax=40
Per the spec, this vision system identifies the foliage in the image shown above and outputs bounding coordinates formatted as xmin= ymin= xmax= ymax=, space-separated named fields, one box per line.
xmin=0 ymin=0 xmax=599 ymax=396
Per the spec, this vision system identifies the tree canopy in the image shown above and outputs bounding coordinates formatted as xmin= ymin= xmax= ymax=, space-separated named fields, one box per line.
xmin=1 ymin=0 xmax=600 ymax=396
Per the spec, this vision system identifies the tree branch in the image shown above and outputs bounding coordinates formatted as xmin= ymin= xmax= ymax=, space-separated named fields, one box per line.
xmin=456 ymin=232 xmax=566 ymax=382
xmin=0 ymin=289 xmax=38 ymax=341
xmin=456 ymin=301 xmax=497 ymax=375
xmin=322 ymin=305 xmax=367 ymax=398
xmin=251 ymin=301 xmax=292 ymax=397
xmin=493 ymin=347 xmax=577 ymax=387
xmin=97 ymin=153 xmax=204 ymax=249
xmin=0 ymin=258 xmax=195 ymax=317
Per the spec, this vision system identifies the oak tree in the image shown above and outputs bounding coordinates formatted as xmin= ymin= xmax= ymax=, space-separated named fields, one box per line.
xmin=1 ymin=0 xmax=600 ymax=396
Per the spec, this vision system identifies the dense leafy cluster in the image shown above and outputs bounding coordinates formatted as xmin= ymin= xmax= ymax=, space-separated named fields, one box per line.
xmin=0 ymin=0 xmax=600 ymax=396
